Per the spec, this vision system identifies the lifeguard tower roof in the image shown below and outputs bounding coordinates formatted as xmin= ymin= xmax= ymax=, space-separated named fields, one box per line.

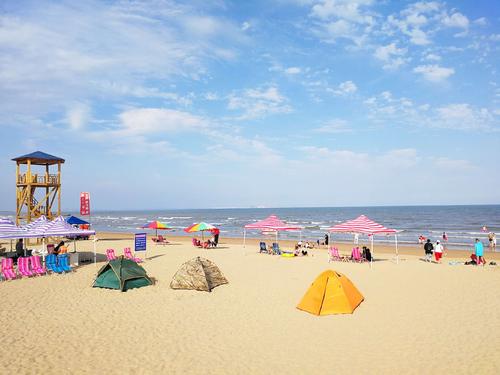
xmin=12 ymin=151 xmax=65 ymax=165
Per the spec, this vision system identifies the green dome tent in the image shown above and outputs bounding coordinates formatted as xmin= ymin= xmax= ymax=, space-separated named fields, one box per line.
xmin=93 ymin=256 xmax=152 ymax=292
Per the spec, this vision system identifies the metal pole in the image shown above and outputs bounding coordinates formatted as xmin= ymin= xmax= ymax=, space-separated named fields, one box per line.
xmin=370 ymin=234 xmax=374 ymax=268
xmin=395 ymin=234 xmax=399 ymax=264
xmin=93 ymin=235 xmax=97 ymax=265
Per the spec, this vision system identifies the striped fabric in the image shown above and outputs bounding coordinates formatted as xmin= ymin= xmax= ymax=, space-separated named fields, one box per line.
xmin=0 ymin=217 xmax=28 ymax=238
xmin=42 ymin=216 xmax=95 ymax=237
xmin=21 ymin=215 xmax=51 ymax=235
xmin=244 ymin=215 xmax=302 ymax=231
xmin=328 ymin=215 xmax=397 ymax=235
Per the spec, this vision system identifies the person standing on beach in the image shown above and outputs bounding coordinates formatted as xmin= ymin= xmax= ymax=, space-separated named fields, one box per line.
xmin=434 ymin=240 xmax=443 ymax=263
xmin=488 ymin=232 xmax=496 ymax=251
xmin=324 ymin=233 xmax=329 ymax=246
xmin=442 ymin=232 xmax=448 ymax=242
xmin=475 ymin=238 xmax=485 ymax=265
xmin=424 ymin=239 xmax=434 ymax=262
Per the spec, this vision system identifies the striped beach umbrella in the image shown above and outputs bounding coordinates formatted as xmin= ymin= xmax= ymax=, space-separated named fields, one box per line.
xmin=184 ymin=222 xmax=217 ymax=241
xmin=141 ymin=221 xmax=172 ymax=237
xmin=328 ymin=215 xmax=396 ymax=235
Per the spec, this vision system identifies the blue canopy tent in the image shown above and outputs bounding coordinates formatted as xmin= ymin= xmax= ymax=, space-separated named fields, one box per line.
xmin=66 ymin=216 xmax=90 ymax=226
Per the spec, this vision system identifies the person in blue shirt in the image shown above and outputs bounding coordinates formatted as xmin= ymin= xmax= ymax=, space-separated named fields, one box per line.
xmin=474 ymin=238 xmax=485 ymax=266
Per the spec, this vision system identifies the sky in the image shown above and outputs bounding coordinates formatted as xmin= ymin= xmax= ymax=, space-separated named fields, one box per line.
xmin=0 ymin=0 xmax=499 ymax=210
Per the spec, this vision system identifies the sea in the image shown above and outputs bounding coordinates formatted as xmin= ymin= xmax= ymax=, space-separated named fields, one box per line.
xmin=2 ymin=205 xmax=498 ymax=250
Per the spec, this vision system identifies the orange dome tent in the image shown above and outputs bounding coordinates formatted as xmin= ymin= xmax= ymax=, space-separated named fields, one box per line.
xmin=297 ymin=270 xmax=364 ymax=315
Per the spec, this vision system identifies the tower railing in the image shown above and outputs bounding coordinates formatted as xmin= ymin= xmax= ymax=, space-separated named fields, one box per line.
xmin=17 ymin=174 xmax=59 ymax=185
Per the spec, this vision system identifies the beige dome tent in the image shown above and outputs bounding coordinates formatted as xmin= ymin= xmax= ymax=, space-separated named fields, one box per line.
xmin=170 ymin=257 xmax=228 ymax=292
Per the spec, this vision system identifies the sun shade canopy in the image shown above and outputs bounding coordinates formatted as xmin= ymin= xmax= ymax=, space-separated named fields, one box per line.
xmin=328 ymin=215 xmax=397 ymax=235
xmin=244 ymin=215 xmax=302 ymax=231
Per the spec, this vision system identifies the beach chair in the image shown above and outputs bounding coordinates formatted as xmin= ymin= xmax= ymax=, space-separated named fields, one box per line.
xmin=124 ymin=247 xmax=143 ymax=263
xmin=30 ymin=255 xmax=46 ymax=275
xmin=351 ymin=247 xmax=364 ymax=263
xmin=1 ymin=258 xmax=17 ymax=280
xmin=259 ymin=242 xmax=267 ymax=253
xmin=328 ymin=247 xmax=339 ymax=262
xmin=106 ymin=249 xmax=117 ymax=261
xmin=45 ymin=254 xmax=63 ymax=274
xmin=272 ymin=243 xmax=282 ymax=255
xmin=153 ymin=235 xmax=169 ymax=245
xmin=18 ymin=257 xmax=34 ymax=277
xmin=58 ymin=254 xmax=73 ymax=272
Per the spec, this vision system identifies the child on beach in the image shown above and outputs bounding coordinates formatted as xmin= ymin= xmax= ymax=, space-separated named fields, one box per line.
xmin=434 ymin=240 xmax=443 ymax=263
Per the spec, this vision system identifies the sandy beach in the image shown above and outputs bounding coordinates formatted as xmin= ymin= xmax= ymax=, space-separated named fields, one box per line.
xmin=1 ymin=234 xmax=499 ymax=374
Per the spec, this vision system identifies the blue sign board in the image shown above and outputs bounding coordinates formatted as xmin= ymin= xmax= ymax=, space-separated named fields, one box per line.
xmin=135 ymin=232 xmax=147 ymax=252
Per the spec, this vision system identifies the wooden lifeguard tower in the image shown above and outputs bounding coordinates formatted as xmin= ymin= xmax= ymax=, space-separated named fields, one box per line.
xmin=12 ymin=151 xmax=65 ymax=226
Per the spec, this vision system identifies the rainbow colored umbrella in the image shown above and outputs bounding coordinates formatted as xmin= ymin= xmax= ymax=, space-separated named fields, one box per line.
xmin=141 ymin=221 xmax=172 ymax=237
xmin=184 ymin=222 xmax=217 ymax=240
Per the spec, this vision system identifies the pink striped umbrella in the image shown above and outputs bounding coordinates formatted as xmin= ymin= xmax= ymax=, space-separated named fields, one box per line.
xmin=244 ymin=215 xmax=302 ymax=231
xmin=328 ymin=215 xmax=397 ymax=235
xmin=328 ymin=215 xmax=399 ymax=265
xmin=243 ymin=215 xmax=302 ymax=246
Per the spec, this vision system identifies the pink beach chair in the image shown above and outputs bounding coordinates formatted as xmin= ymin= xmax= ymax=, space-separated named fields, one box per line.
xmin=351 ymin=247 xmax=365 ymax=263
xmin=328 ymin=247 xmax=341 ymax=262
xmin=106 ymin=249 xmax=117 ymax=261
xmin=30 ymin=255 xmax=46 ymax=275
xmin=1 ymin=258 xmax=17 ymax=280
xmin=124 ymin=247 xmax=142 ymax=263
xmin=17 ymin=257 xmax=34 ymax=277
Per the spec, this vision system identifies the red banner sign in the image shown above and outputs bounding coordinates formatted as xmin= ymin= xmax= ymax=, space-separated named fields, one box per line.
xmin=80 ymin=192 xmax=90 ymax=216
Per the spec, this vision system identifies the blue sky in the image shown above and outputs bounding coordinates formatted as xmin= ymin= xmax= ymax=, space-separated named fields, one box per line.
xmin=0 ymin=0 xmax=498 ymax=210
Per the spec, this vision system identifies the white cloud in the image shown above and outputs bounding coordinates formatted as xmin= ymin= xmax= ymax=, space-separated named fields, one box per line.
xmin=441 ymin=12 xmax=469 ymax=29
xmin=66 ymin=102 xmax=91 ymax=130
xmin=424 ymin=53 xmax=441 ymax=61
xmin=310 ymin=0 xmax=374 ymax=24
xmin=285 ymin=67 xmax=302 ymax=75
xmin=473 ymin=17 xmax=487 ymax=26
xmin=315 ymin=119 xmax=352 ymax=133
xmin=308 ymin=0 xmax=375 ymax=45
xmin=413 ymin=64 xmax=455 ymax=82
xmin=204 ymin=92 xmax=219 ymax=101
xmin=0 ymin=1 xmax=245 ymax=125
xmin=329 ymin=80 xmax=357 ymax=95
xmin=118 ymin=108 xmax=207 ymax=135
xmin=241 ymin=21 xmax=251 ymax=31
xmin=374 ymin=43 xmax=408 ymax=69
xmin=435 ymin=104 xmax=494 ymax=130
xmin=227 ymin=86 xmax=292 ymax=120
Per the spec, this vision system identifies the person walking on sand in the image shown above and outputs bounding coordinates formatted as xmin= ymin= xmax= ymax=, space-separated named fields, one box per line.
xmin=434 ymin=240 xmax=443 ymax=263
xmin=475 ymin=238 xmax=486 ymax=265
xmin=424 ymin=239 xmax=433 ymax=262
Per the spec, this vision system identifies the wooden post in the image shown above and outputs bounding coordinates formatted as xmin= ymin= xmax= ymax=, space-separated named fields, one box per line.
xmin=27 ymin=159 xmax=31 ymax=223
xmin=45 ymin=164 xmax=49 ymax=217
xmin=57 ymin=162 xmax=61 ymax=217
xmin=15 ymin=163 xmax=19 ymax=225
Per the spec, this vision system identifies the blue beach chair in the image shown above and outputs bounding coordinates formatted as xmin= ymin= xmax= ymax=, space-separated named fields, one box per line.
xmin=46 ymin=254 xmax=63 ymax=274
xmin=272 ymin=243 xmax=281 ymax=255
xmin=259 ymin=242 xmax=268 ymax=253
xmin=58 ymin=254 xmax=73 ymax=272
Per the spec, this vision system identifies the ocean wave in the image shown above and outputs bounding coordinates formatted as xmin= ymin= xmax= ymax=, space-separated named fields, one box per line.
xmin=159 ymin=216 xmax=193 ymax=220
